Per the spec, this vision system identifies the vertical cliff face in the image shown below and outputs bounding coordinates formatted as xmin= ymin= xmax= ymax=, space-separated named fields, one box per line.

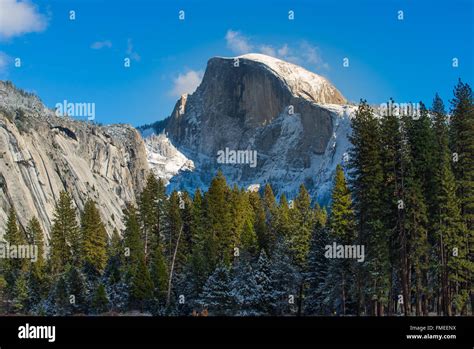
xmin=147 ymin=54 xmax=353 ymax=203
xmin=0 ymin=81 xmax=149 ymax=238
xmin=166 ymin=54 xmax=346 ymax=155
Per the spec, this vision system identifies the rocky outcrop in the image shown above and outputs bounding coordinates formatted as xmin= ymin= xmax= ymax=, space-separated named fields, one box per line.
xmin=147 ymin=54 xmax=353 ymax=203
xmin=0 ymin=81 xmax=149 ymax=238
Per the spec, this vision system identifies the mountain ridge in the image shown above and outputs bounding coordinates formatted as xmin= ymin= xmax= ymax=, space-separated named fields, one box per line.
xmin=0 ymin=80 xmax=149 ymax=237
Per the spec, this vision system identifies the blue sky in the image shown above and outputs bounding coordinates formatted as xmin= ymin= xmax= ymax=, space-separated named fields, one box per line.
xmin=0 ymin=0 xmax=472 ymax=126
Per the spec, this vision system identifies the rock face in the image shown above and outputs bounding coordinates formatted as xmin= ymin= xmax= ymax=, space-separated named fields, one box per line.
xmin=144 ymin=53 xmax=354 ymax=203
xmin=0 ymin=81 xmax=149 ymax=238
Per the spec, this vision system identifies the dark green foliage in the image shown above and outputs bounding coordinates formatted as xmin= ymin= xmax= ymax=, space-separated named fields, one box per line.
xmin=50 ymin=191 xmax=80 ymax=274
xmin=66 ymin=266 xmax=87 ymax=314
xmin=91 ymin=283 xmax=109 ymax=314
xmin=349 ymin=100 xmax=389 ymax=315
xmin=198 ymin=264 xmax=233 ymax=316
xmin=81 ymin=199 xmax=108 ymax=274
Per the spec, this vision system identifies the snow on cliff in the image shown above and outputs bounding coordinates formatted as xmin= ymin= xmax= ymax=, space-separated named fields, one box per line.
xmin=234 ymin=53 xmax=346 ymax=105
xmin=143 ymin=132 xmax=194 ymax=185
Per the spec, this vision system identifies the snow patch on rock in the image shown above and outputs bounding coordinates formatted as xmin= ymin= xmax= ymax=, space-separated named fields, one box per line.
xmin=233 ymin=53 xmax=346 ymax=104
xmin=144 ymin=133 xmax=194 ymax=185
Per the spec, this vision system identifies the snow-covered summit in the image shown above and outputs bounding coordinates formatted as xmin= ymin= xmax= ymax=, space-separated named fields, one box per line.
xmin=214 ymin=53 xmax=346 ymax=105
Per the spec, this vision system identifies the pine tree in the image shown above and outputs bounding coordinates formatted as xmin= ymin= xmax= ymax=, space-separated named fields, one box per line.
xmin=262 ymin=184 xmax=278 ymax=251
xmin=349 ymin=100 xmax=389 ymax=315
xmin=122 ymin=203 xmax=153 ymax=310
xmin=103 ymin=228 xmax=124 ymax=305
xmin=230 ymin=188 xmax=258 ymax=255
xmin=405 ymin=174 xmax=429 ymax=315
xmin=163 ymin=191 xmax=187 ymax=308
xmin=139 ymin=174 xmax=167 ymax=264
xmin=103 ymin=237 xmax=129 ymax=314
xmin=275 ymin=194 xmax=291 ymax=239
xmin=204 ymin=171 xmax=233 ymax=265
xmin=407 ymin=103 xmax=436 ymax=211
xmin=437 ymin=156 xmax=465 ymax=315
xmin=139 ymin=173 xmax=160 ymax=262
xmin=269 ymin=237 xmax=300 ymax=315
xmin=450 ymin=80 xmax=474 ymax=230
xmin=240 ymin=208 xmax=258 ymax=256
xmin=27 ymin=217 xmax=45 ymax=280
xmin=4 ymin=207 xmax=22 ymax=248
xmin=3 ymin=207 xmax=25 ymax=297
xmin=431 ymin=93 xmax=466 ymax=315
xmin=50 ymin=276 xmax=70 ymax=315
xmin=191 ymin=189 xmax=205 ymax=248
xmin=129 ymin=258 xmax=153 ymax=311
xmin=249 ymin=190 xmax=267 ymax=253
xmin=405 ymin=104 xmax=436 ymax=315
xmin=380 ymin=100 xmax=406 ymax=315
xmin=289 ymin=184 xmax=314 ymax=269
xmin=198 ymin=264 xmax=233 ymax=316
xmin=50 ymin=191 xmax=80 ymax=274
xmin=81 ymin=199 xmax=108 ymax=274
xmin=122 ymin=203 xmax=143 ymax=266
xmin=330 ymin=165 xmax=355 ymax=244
xmin=12 ymin=273 xmax=28 ymax=313
xmin=285 ymin=184 xmax=315 ymax=315
xmin=107 ymin=228 xmax=122 ymax=260
xmin=91 ymin=283 xmax=109 ymax=314
xmin=230 ymin=255 xmax=260 ymax=316
xmin=254 ymin=250 xmax=278 ymax=315
xmin=150 ymin=243 xmax=168 ymax=303
xmin=180 ymin=191 xmax=194 ymax=257
xmin=165 ymin=191 xmax=186 ymax=272
xmin=229 ymin=186 xmax=247 ymax=251
xmin=305 ymin=224 xmax=330 ymax=315
xmin=326 ymin=165 xmax=356 ymax=315
xmin=66 ymin=266 xmax=87 ymax=314
xmin=187 ymin=189 xmax=212 ymax=293
xmin=449 ymin=80 xmax=474 ymax=314
xmin=25 ymin=217 xmax=47 ymax=312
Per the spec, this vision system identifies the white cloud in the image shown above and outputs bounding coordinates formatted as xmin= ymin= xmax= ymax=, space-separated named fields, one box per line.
xmin=299 ymin=41 xmax=329 ymax=70
xmin=277 ymin=44 xmax=289 ymax=57
xmin=225 ymin=30 xmax=329 ymax=71
xmin=91 ymin=40 xmax=112 ymax=49
xmin=0 ymin=0 xmax=48 ymax=40
xmin=225 ymin=30 xmax=253 ymax=54
xmin=170 ymin=70 xmax=204 ymax=97
xmin=259 ymin=44 xmax=276 ymax=57
xmin=126 ymin=38 xmax=141 ymax=61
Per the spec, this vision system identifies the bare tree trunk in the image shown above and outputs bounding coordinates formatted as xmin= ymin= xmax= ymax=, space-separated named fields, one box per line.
xmin=144 ymin=230 xmax=148 ymax=264
xmin=166 ymin=225 xmax=183 ymax=307
xmin=415 ymin=270 xmax=422 ymax=315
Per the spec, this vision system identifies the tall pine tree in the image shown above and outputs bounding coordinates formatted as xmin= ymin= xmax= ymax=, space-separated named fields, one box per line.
xmin=49 ymin=191 xmax=80 ymax=274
